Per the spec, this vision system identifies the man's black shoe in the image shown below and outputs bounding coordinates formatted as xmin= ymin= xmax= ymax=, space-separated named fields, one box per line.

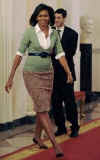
xmin=70 ymin=126 xmax=80 ymax=138
xmin=70 ymin=130 xmax=79 ymax=137
xmin=55 ymin=129 xmax=67 ymax=136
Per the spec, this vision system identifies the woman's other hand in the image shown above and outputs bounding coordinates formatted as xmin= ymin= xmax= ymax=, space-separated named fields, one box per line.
xmin=67 ymin=72 xmax=73 ymax=84
xmin=5 ymin=79 xmax=13 ymax=93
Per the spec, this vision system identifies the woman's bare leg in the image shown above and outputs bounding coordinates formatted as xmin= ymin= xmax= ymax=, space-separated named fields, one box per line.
xmin=34 ymin=115 xmax=47 ymax=147
xmin=38 ymin=112 xmax=64 ymax=155
xmin=34 ymin=115 xmax=42 ymax=138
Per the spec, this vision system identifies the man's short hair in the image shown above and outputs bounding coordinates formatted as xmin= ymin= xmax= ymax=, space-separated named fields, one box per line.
xmin=55 ymin=8 xmax=67 ymax=18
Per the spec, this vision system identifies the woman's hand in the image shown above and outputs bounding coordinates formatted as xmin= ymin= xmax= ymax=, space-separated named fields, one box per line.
xmin=5 ymin=79 xmax=13 ymax=93
xmin=67 ymin=72 xmax=73 ymax=84
xmin=5 ymin=55 xmax=22 ymax=94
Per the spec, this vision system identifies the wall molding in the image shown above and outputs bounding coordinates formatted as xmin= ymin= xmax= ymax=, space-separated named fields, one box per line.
xmin=0 ymin=115 xmax=36 ymax=132
xmin=93 ymin=48 xmax=100 ymax=54
xmin=1 ymin=91 xmax=100 ymax=132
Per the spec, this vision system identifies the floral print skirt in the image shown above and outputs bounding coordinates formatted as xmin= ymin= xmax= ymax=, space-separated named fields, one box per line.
xmin=23 ymin=71 xmax=53 ymax=113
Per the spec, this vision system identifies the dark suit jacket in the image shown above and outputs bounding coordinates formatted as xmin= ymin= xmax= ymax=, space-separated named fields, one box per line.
xmin=52 ymin=26 xmax=78 ymax=84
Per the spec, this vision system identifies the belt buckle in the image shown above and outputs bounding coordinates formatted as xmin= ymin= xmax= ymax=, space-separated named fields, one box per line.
xmin=40 ymin=52 xmax=48 ymax=58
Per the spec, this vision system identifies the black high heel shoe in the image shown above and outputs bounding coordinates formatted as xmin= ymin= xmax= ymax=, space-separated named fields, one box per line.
xmin=33 ymin=138 xmax=48 ymax=149
xmin=56 ymin=152 xmax=64 ymax=158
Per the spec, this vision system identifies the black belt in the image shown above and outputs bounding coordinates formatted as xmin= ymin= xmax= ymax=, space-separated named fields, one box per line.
xmin=28 ymin=52 xmax=51 ymax=58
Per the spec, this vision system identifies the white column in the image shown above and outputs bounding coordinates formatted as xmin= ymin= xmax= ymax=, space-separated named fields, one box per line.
xmin=62 ymin=0 xmax=80 ymax=91
xmin=11 ymin=0 xmax=30 ymax=120
xmin=56 ymin=0 xmax=62 ymax=8
xmin=0 ymin=0 xmax=13 ymax=123
xmin=0 ymin=0 xmax=32 ymax=123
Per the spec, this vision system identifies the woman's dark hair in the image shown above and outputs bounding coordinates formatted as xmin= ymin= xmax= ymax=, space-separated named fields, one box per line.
xmin=30 ymin=3 xmax=55 ymax=26
xmin=55 ymin=8 xmax=67 ymax=18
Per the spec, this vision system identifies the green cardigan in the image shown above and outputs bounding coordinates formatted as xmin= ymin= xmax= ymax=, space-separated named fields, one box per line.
xmin=18 ymin=26 xmax=63 ymax=72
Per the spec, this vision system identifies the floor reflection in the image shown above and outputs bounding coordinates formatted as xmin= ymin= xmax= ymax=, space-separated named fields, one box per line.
xmin=0 ymin=100 xmax=100 ymax=156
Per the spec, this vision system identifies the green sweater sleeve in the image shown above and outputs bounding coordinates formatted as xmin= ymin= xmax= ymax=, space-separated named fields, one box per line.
xmin=18 ymin=28 xmax=31 ymax=55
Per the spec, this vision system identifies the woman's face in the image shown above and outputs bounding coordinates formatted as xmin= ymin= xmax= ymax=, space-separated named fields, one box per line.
xmin=37 ymin=10 xmax=50 ymax=26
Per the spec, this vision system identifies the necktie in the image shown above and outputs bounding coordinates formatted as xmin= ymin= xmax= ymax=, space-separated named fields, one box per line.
xmin=57 ymin=29 xmax=61 ymax=38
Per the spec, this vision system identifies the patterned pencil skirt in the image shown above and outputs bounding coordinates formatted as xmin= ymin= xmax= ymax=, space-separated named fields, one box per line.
xmin=23 ymin=71 xmax=53 ymax=113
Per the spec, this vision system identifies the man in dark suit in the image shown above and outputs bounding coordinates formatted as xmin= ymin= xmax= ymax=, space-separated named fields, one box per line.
xmin=51 ymin=8 xmax=80 ymax=137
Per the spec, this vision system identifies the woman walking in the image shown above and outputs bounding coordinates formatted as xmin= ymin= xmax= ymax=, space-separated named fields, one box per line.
xmin=5 ymin=4 xmax=73 ymax=158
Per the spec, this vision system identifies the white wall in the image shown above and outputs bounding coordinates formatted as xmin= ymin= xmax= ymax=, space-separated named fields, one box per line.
xmin=80 ymin=0 xmax=100 ymax=91
xmin=0 ymin=0 xmax=31 ymax=123
xmin=80 ymin=0 xmax=100 ymax=49
xmin=0 ymin=0 xmax=100 ymax=123
xmin=12 ymin=0 xmax=29 ymax=120
xmin=92 ymin=51 xmax=100 ymax=91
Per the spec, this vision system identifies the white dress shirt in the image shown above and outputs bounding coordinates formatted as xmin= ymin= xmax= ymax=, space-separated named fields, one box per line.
xmin=16 ymin=24 xmax=65 ymax=59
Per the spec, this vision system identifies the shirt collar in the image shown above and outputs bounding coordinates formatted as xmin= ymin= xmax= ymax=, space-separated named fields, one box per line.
xmin=56 ymin=26 xmax=64 ymax=31
xmin=35 ymin=23 xmax=41 ymax=33
xmin=35 ymin=23 xmax=53 ymax=35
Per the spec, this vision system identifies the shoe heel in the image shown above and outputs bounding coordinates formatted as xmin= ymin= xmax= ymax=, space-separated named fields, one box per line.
xmin=56 ymin=153 xmax=64 ymax=158
xmin=33 ymin=138 xmax=48 ymax=149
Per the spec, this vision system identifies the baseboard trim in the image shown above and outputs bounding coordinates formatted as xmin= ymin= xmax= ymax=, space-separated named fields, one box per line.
xmin=0 ymin=115 xmax=36 ymax=132
xmin=0 ymin=91 xmax=100 ymax=132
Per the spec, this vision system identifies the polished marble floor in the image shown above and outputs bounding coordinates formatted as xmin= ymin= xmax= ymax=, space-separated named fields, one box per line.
xmin=0 ymin=100 xmax=100 ymax=157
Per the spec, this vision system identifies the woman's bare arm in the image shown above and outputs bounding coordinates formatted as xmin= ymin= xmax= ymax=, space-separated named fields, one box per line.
xmin=5 ymin=55 xmax=22 ymax=93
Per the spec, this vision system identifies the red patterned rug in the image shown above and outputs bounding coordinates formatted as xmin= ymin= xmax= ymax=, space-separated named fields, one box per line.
xmin=1 ymin=119 xmax=100 ymax=160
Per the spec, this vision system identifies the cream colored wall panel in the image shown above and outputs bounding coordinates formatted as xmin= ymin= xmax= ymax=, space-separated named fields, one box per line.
xmin=62 ymin=0 xmax=73 ymax=26
xmin=0 ymin=0 xmax=35 ymax=123
xmin=80 ymin=0 xmax=100 ymax=91
xmin=92 ymin=51 xmax=100 ymax=91
xmin=12 ymin=0 xmax=30 ymax=119
xmin=0 ymin=0 xmax=13 ymax=123
xmin=80 ymin=0 xmax=100 ymax=49
xmin=56 ymin=0 xmax=62 ymax=7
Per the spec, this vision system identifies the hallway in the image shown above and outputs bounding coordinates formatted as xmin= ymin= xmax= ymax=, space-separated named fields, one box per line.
xmin=0 ymin=99 xmax=100 ymax=159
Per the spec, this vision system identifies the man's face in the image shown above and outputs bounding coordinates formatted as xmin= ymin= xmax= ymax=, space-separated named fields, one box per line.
xmin=55 ymin=13 xmax=65 ymax=27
